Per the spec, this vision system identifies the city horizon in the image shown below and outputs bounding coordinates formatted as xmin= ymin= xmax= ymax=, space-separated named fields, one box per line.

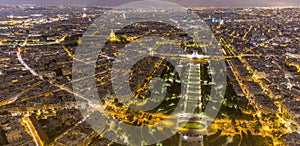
xmin=0 ymin=0 xmax=299 ymax=8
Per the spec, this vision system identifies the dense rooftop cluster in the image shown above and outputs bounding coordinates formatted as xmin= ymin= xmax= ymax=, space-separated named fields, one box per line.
xmin=0 ymin=5 xmax=299 ymax=145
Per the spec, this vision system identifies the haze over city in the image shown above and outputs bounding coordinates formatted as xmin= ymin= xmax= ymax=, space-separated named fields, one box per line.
xmin=0 ymin=0 xmax=299 ymax=7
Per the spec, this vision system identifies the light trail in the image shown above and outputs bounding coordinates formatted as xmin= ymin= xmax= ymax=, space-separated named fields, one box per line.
xmin=16 ymin=48 xmax=42 ymax=79
xmin=24 ymin=119 xmax=40 ymax=146
xmin=11 ymin=81 xmax=43 ymax=102
xmin=242 ymin=25 xmax=253 ymax=40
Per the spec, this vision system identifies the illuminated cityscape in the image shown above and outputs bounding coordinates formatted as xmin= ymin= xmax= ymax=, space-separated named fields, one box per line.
xmin=0 ymin=1 xmax=299 ymax=146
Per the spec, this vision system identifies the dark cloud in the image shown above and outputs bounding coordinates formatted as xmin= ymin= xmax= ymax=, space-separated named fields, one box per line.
xmin=0 ymin=0 xmax=299 ymax=7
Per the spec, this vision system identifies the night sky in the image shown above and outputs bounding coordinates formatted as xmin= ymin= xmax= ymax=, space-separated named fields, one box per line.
xmin=0 ymin=0 xmax=299 ymax=7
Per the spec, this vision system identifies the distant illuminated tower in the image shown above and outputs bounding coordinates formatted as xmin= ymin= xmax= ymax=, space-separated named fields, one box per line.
xmin=108 ymin=29 xmax=119 ymax=42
